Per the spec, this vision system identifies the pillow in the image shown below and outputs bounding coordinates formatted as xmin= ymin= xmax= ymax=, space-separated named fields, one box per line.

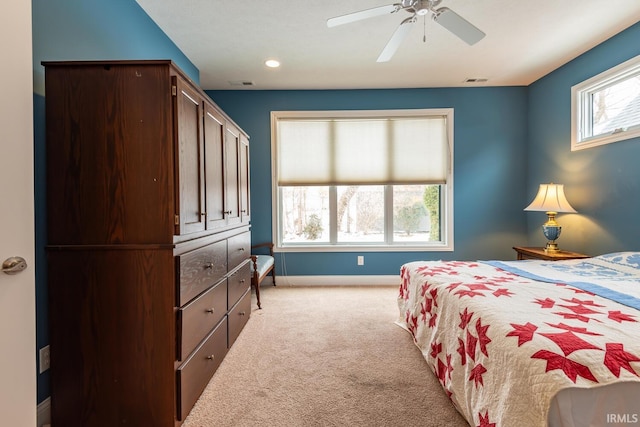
xmin=593 ymin=252 xmax=640 ymax=269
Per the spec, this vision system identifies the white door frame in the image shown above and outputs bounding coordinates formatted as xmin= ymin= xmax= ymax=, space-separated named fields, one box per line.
xmin=0 ymin=0 xmax=37 ymax=425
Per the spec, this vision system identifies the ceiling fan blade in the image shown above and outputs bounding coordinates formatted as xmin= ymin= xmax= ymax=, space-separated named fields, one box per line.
xmin=377 ymin=17 xmax=415 ymax=63
xmin=327 ymin=4 xmax=400 ymax=28
xmin=433 ymin=7 xmax=485 ymax=45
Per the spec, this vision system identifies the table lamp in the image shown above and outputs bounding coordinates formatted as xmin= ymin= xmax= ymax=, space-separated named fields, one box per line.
xmin=524 ymin=183 xmax=576 ymax=253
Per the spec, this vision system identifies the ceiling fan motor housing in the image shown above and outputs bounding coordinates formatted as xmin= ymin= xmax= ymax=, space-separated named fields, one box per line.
xmin=403 ymin=0 xmax=442 ymax=16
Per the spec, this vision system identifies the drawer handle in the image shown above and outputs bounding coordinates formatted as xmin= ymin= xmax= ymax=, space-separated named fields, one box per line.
xmin=239 ymin=248 xmax=245 ymax=252
xmin=205 ymin=308 xmax=215 ymax=314
xmin=204 ymin=263 xmax=214 ymax=269
xmin=239 ymin=311 xmax=246 ymax=316
xmin=239 ymin=279 xmax=245 ymax=283
xmin=206 ymin=355 xmax=215 ymax=360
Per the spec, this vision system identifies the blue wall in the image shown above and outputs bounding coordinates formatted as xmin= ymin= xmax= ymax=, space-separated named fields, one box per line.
xmin=32 ymin=0 xmax=198 ymax=95
xmin=32 ymin=0 xmax=198 ymax=404
xmin=527 ymin=21 xmax=640 ymax=256
xmin=206 ymin=88 xmax=529 ymax=275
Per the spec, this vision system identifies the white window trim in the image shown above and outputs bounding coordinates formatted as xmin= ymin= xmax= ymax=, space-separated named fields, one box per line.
xmin=270 ymin=109 xmax=454 ymax=253
xmin=571 ymin=54 xmax=640 ymax=151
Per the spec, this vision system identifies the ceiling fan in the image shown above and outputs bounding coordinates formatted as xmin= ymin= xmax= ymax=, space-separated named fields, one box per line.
xmin=327 ymin=0 xmax=485 ymax=62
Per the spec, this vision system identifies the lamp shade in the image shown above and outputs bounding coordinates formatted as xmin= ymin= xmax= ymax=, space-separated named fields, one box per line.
xmin=524 ymin=183 xmax=576 ymax=213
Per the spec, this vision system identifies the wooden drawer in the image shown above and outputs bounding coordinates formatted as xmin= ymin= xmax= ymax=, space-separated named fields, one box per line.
xmin=227 ymin=231 xmax=250 ymax=271
xmin=176 ymin=317 xmax=228 ymax=421
xmin=228 ymin=260 xmax=251 ymax=309
xmin=177 ymin=278 xmax=227 ymax=361
xmin=228 ymin=289 xmax=251 ymax=348
xmin=178 ymin=239 xmax=227 ymax=305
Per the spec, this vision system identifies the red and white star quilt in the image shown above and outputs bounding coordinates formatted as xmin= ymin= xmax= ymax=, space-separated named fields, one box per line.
xmin=397 ymin=257 xmax=640 ymax=427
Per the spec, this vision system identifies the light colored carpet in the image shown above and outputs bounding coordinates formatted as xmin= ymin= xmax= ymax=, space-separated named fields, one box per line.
xmin=183 ymin=285 xmax=470 ymax=427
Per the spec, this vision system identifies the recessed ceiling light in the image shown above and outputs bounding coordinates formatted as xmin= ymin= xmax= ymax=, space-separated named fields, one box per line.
xmin=265 ymin=59 xmax=281 ymax=68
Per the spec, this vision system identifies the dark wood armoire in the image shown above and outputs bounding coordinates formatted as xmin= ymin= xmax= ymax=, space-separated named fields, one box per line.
xmin=43 ymin=60 xmax=251 ymax=426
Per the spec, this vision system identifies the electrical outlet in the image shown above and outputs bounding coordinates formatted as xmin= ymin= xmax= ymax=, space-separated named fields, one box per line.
xmin=39 ymin=345 xmax=50 ymax=373
xmin=357 ymin=255 xmax=364 ymax=266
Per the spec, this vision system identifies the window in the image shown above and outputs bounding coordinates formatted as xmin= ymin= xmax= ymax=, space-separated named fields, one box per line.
xmin=572 ymin=54 xmax=640 ymax=151
xmin=271 ymin=109 xmax=453 ymax=251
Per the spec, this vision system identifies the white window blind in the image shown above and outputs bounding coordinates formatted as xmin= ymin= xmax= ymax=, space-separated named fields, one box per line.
xmin=275 ymin=114 xmax=449 ymax=186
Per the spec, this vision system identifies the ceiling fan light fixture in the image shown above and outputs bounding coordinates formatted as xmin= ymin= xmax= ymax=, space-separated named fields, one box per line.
xmin=409 ymin=0 xmax=433 ymax=16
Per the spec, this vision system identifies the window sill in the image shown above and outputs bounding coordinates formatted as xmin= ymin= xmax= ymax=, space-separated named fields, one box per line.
xmin=572 ymin=127 xmax=640 ymax=151
xmin=275 ymin=244 xmax=453 ymax=253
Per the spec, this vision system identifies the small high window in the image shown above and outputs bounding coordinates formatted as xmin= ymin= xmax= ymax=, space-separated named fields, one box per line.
xmin=571 ymin=54 xmax=640 ymax=151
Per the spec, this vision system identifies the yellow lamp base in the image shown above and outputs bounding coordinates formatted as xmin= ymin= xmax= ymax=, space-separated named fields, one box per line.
xmin=544 ymin=242 xmax=560 ymax=253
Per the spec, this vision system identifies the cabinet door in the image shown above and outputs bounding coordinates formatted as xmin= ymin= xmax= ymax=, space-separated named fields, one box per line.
xmin=224 ymin=123 xmax=241 ymax=226
xmin=203 ymin=102 xmax=226 ymax=230
xmin=239 ymin=133 xmax=250 ymax=224
xmin=174 ymin=77 xmax=206 ymax=235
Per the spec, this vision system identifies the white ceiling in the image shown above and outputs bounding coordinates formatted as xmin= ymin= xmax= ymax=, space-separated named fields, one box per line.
xmin=135 ymin=0 xmax=640 ymax=90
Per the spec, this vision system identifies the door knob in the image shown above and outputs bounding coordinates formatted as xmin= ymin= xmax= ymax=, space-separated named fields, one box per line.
xmin=2 ymin=256 xmax=27 ymax=275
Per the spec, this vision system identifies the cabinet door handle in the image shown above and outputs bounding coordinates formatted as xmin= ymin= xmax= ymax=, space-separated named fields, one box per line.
xmin=239 ymin=311 xmax=246 ymax=316
xmin=206 ymin=355 xmax=215 ymax=360
xmin=204 ymin=263 xmax=214 ymax=269
xmin=200 ymin=212 xmax=206 ymax=217
xmin=205 ymin=308 xmax=215 ymax=314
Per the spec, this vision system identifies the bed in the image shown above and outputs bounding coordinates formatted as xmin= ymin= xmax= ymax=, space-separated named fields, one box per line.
xmin=396 ymin=252 xmax=640 ymax=427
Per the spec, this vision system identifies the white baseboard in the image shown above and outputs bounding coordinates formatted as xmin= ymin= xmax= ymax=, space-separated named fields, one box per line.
xmin=37 ymin=397 xmax=50 ymax=427
xmin=274 ymin=275 xmax=399 ymax=287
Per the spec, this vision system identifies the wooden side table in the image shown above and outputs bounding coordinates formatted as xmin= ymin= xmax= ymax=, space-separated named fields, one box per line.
xmin=513 ymin=246 xmax=589 ymax=261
